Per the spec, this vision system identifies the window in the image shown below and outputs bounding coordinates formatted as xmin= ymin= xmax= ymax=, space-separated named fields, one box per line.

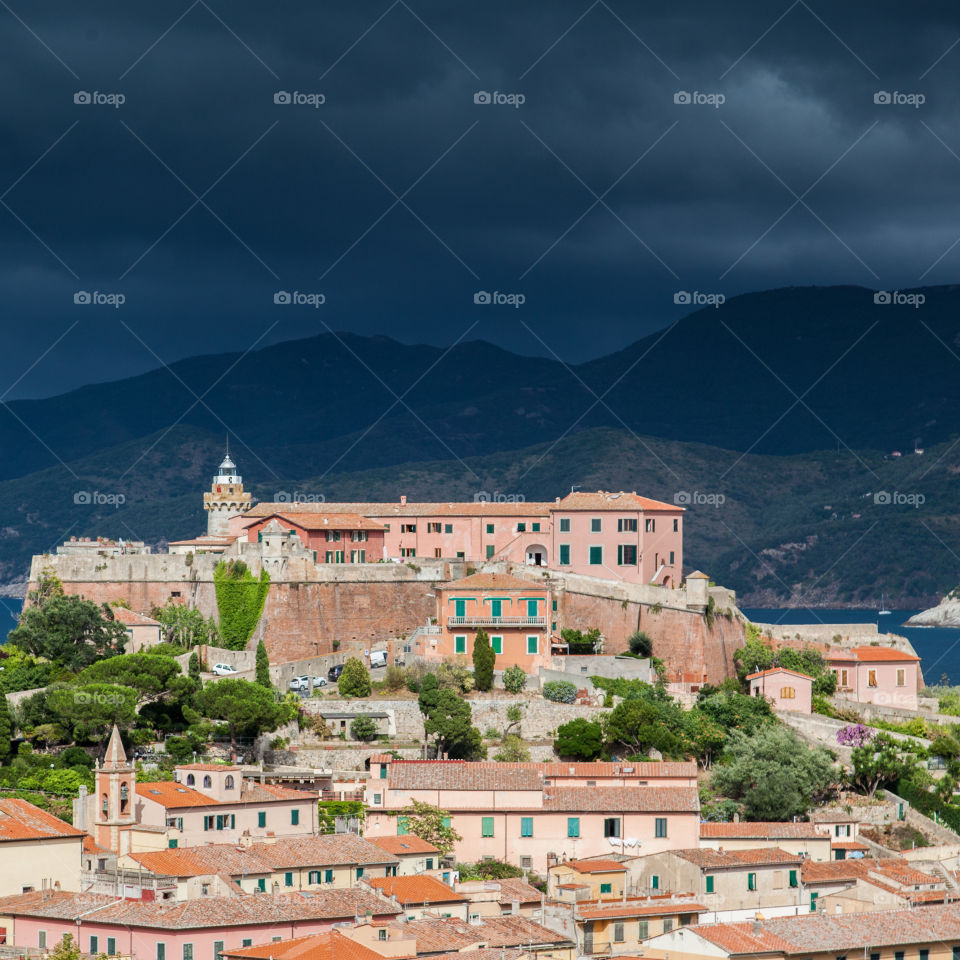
xmin=780 ymin=686 xmax=796 ymax=699
xmin=90 ymin=937 xmax=99 ymax=955
xmin=285 ymin=871 xmax=293 ymax=887
xmin=427 ymin=523 xmax=441 ymax=533
xmin=527 ymin=635 xmax=538 ymax=655
xmin=214 ymin=942 xmax=224 ymax=960
xmin=559 ymin=544 xmax=570 ymax=565
xmin=158 ymin=944 xmax=166 ymax=960
xmin=617 ymin=544 xmax=637 ymax=565
xmin=559 ymin=518 xmax=570 ymax=532
xmin=517 ymin=523 xmax=526 ymax=532
xmin=224 ymin=775 xmax=234 ymax=790
xmin=490 ymin=599 xmax=502 ymax=618
xmin=521 ymin=817 xmax=533 ymax=837
xmin=486 ymin=545 xmax=495 ymax=559
xmin=669 ymin=551 xmax=675 ymax=564
xmin=183 ymin=945 xmax=194 ymax=960
xmin=168 ymin=839 xmax=178 ymax=849
xmin=589 ymin=546 xmax=602 ymax=565
xmin=425 ymin=859 xmax=434 ymax=870
xmin=526 ymin=599 xmax=538 ymax=617
xmin=242 ymin=942 xmax=252 ymax=950
xmin=600 ymin=883 xmax=612 ymax=894
xmin=203 ymin=775 xmax=212 ymax=788
xmin=401 ymin=524 xmax=416 ymax=533
xmin=567 ymin=817 xmax=580 ymax=837
xmin=378 ymin=931 xmax=388 ymax=942
xmin=454 ymin=599 xmax=466 ymax=617
xmin=398 ymin=816 xmax=409 ymax=835
xmin=789 ymin=869 xmax=798 ymax=888
xmin=455 ymin=636 xmax=467 ymax=654
xmin=257 ymin=878 xmax=266 ymax=892
xmin=520 ymin=856 xmax=533 ymax=869
xmin=482 ymin=817 xmax=495 ymax=837
xmin=810 ymin=892 xmax=818 ymax=912
xmin=897 ymin=668 xmax=906 ymax=686
xmin=491 ymin=636 xmax=503 ymax=655
xmin=868 ymin=669 xmax=878 ymax=687
xmin=651 ymin=875 xmax=659 ymax=890
xmin=895 ymin=953 xmax=904 ymax=960
xmin=374 ymin=793 xmax=382 ymax=805
xmin=186 ymin=774 xmax=195 ymax=786
xmin=486 ymin=523 xmax=495 ymax=534
xmin=401 ymin=548 xmax=416 ymax=558
xmin=645 ymin=518 xmax=655 ymax=532
xmin=308 ymin=870 xmax=321 ymax=884
xmin=591 ymin=518 xmax=601 ymax=532
xmin=291 ymin=809 xmax=299 ymax=825
xmin=257 ymin=811 xmax=266 ymax=828
xmin=673 ymin=518 xmax=679 ymax=531
xmin=748 ymin=872 xmax=757 ymax=891
xmin=38 ymin=933 xmax=46 ymax=950
xmin=655 ymin=817 xmax=667 ymax=838
xmin=613 ymin=922 xmax=624 ymax=943
xmin=433 ymin=548 xmax=441 ymax=559
xmin=840 ymin=669 xmax=849 ymax=687
xmin=532 ymin=523 xmax=540 ymax=532
xmin=357 ymin=868 xmax=364 ymax=880
xmin=326 ymin=530 xmax=341 ymax=542
xmin=618 ymin=518 xmax=637 ymax=532
xmin=604 ymin=817 xmax=620 ymax=838
xmin=352 ymin=549 xmax=367 ymax=563
xmin=324 ymin=869 xmax=334 ymax=884
xmin=920 ymin=952 xmax=929 ymax=960
xmin=663 ymin=919 xmax=674 ymax=933
xmin=638 ymin=921 xmax=649 ymax=940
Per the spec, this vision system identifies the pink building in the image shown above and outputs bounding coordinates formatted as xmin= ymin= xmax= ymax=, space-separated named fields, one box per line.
xmin=242 ymin=512 xmax=386 ymax=564
xmin=746 ymin=668 xmax=813 ymax=714
xmin=827 ymin=647 xmax=921 ymax=710
xmin=425 ymin=572 xmax=552 ymax=672
xmin=233 ymin=490 xmax=684 ymax=587
xmin=0 ymin=889 xmax=400 ymax=958
xmin=365 ymin=759 xmax=700 ymax=872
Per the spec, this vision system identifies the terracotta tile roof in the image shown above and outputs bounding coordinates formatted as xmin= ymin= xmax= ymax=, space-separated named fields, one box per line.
xmin=491 ymin=879 xmax=542 ymax=905
xmin=385 ymin=760 xmax=695 ymax=792
xmin=368 ymin=876 xmax=466 ymax=904
xmin=555 ymin=491 xmax=680 ymax=512
xmin=127 ymin=846 xmax=271 ymax=878
xmin=686 ymin=920 xmax=796 ymax=955
xmin=745 ymin=668 xmax=814 ymax=682
xmin=557 ymin=859 xmax=627 ymax=874
xmin=257 ymin=835 xmax=398 ymax=869
xmin=0 ymin=889 xmax=401 ymax=929
xmin=801 ymin=857 xmax=941 ymax=888
xmin=223 ymin=931 xmax=389 ymax=960
xmin=244 ymin=512 xmax=386 ymax=532
xmin=428 ymin=950 xmax=523 ymax=960
xmin=177 ymin=764 xmax=242 ymax=771
xmin=109 ymin=607 xmax=162 ymax=626
xmin=700 ymin=822 xmax=824 ymax=840
xmin=248 ymin=502 xmax=554 ymax=519
xmin=137 ymin=780 xmax=309 ymax=808
xmin=830 ymin=841 xmax=868 ymax=850
xmin=576 ymin=896 xmax=706 ymax=920
xmin=671 ymin=847 xmax=802 ymax=869
xmin=439 ymin=573 xmax=546 ymax=592
xmin=0 ymin=798 xmax=84 ymax=842
xmin=384 ymin=915 xmax=571 ymax=952
xmin=168 ymin=536 xmax=235 ymax=546
xmin=371 ymin=835 xmax=440 ymax=856
xmin=849 ymin=645 xmax=920 ymax=662
xmin=541 ymin=786 xmax=699 ymax=813
xmin=83 ymin=836 xmax=111 ymax=855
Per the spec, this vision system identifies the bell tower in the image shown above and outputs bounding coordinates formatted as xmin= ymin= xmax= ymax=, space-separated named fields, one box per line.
xmin=95 ymin=725 xmax=136 ymax=852
xmin=203 ymin=438 xmax=253 ymax=536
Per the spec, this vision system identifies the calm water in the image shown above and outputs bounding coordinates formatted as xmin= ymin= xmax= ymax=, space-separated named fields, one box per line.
xmin=743 ymin=608 xmax=960 ymax=689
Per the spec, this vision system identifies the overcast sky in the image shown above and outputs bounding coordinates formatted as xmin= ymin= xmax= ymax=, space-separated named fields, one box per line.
xmin=3 ymin=0 xmax=960 ymax=397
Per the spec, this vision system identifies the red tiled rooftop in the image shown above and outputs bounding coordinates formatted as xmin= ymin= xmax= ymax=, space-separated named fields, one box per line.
xmin=439 ymin=573 xmax=545 ymax=592
xmin=745 ymin=668 xmax=814 ymax=682
xmin=556 ymin=491 xmax=681 ymax=512
xmin=672 ymin=847 xmax=802 ymax=868
xmin=0 ymin=798 xmax=84 ymax=842
xmin=557 ymin=859 xmax=627 ymax=874
xmin=849 ymin=645 xmax=920 ymax=662
xmin=700 ymin=822 xmax=824 ymax=840
xmin=367 ymin=875 xmax=466 ymax=904
xmin=223 ymin=931 xmax=389 ymax=960
xmin=371 ymin=835 xmax=440 ymax=856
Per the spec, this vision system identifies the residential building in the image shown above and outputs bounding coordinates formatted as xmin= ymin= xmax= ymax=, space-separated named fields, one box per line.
xmin=548 ymin=859 xmax=630 ymax=900
xmin=0 ymin=889 xmax=402 ymax=958
xmin=168 ymin=535 xmax=235 ymax=556
xmin=57 ymin=536 xmax=150 ymax=557
xmin=827 ymin=647 xmax=921 ymax=709
xmin=119 ymin=835 xmax=400 ymax=899
xmin=457 ymin=878 xmax=542 ymax=918
xmin=242 ymin=513 xmax=386 ymax=564
xmin=365 ymin=876 xmax=468 ymax=920
xmin=369 ymin=836 xmax=442 ymax=875
xmin=109 ymin=605 xmax=163 ymax=653
xmin=0 ymin=799 xmax=84 ymax=897
xmin=365 ymin=759 xmax=700 ymax=872
xmin=427 ymin=573 xmax=552 ymax=671
xmin=746 ymin=668 xmax=812 ymax=714
xmin=632 ymin=848 xmax=805 ymax=922
xmin=642 ymin=901 xmax=960 ymax=960
xmin=699 ymin=822 xmax=832 ymax=862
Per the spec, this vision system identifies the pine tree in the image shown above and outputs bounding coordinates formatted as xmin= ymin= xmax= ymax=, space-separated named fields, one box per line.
xmin=0 ymin=695 xmax=11 ymax=761
xmin=188 ymin=652 xmax=201 ymax=686
xmin=255 ymin=640 xmax=271 ymax=688
xmin=472 ymin=628 xmax=495 ymax=691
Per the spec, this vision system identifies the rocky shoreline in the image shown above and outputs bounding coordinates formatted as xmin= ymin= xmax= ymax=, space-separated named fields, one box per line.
xmin=906 ymin=595 xmax=960 ymax=628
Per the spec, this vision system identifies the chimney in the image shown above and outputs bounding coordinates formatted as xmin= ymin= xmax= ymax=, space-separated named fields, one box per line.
xmin=400 ymin=496 xmax=407 ymax=505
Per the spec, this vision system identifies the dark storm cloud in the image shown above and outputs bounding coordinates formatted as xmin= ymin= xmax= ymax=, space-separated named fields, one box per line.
xmin=3 ymin=0 xmax=960 ymax=395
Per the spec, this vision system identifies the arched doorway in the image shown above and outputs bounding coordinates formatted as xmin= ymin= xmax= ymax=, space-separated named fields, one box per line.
xmin=525 ymin=544 xmax=548 ymax=566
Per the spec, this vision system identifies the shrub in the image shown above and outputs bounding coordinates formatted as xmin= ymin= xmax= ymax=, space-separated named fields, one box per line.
xmin=350 ymin=716 xmax=378 ymax=741
xmin=383 ymin=665 xmax=407 ymax=691
xmin=503 ymin=665 xmax=527 ymax=693
xmin=627 ymin=631 xmax=653 ymax=657
xmin=494 ymin=734 xmax=530 ymax=762
xmin=554 ymin=717 xmax=604 ymax=760
xmin=338 ymin=658 xmax=371 ymax=698
xmin=473 ymin=629 xmax=495 ymax=691
xmin=543 ymin=680 xmax=577 ymax=703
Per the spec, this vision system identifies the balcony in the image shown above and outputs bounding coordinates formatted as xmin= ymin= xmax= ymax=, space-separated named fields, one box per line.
xmin=447 ymin=616 xmax=546 ymax=628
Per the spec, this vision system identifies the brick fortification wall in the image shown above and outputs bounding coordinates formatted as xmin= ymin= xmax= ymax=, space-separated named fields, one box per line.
xmin=28 ymin=554 xmax=745 ymax=682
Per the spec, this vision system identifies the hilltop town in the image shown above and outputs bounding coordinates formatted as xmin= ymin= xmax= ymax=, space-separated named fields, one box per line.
xmin=2 ymin=450 xmax=960 ymax=960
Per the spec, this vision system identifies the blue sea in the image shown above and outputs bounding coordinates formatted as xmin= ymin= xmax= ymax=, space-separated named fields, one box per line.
xmin=743 ymin=608 xmax=960 ymax=690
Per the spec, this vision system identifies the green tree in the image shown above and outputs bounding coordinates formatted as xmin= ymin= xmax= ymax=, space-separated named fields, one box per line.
xmin=628 ymin=630 xmax=653 ymax=657
xmin=424 ymin=689 xmax=485 ymax=759
xmin=46 ymin=683 xmax=138 ymax=748
xmin=48 ymin=933 xmax=82 ymax=960
xmin=472 ymin=629 xmax=495 ymax=691
xmin=493 ymin=734 xmax=530 ymax=762
xmin=696 ymin=688 xmax=775 ymax=735
xmin=213 ymin=560 xmax=270 ymax=650
xmin=0 ymin=694 xmax=11 ymax=760
xmin=149 ymin=601 xmax=220 ymax=648
xmin=712 ymin=726 xmax=837 ymax=820
xmin=79 ymin=653 xmax=190 ymax=708
xmin=554 ymin=717 xmax=604 ymax=760
xmin=849 ymin=734 xmax=906 ymax=797
xmin=681 ymin=711 xmax=726 ymax=769
xmin=338 ymin=658 xmax=371 ymax=698
xmin=418 ymin=673 xmax=440 ymax=714
xmin=190 ymin=678 xmax=288 ymax=751
xmin=350 ymin=716 xmax=378 ymax=741
xmin=400 ymin=799 xmax=462 ymax=855
xmin=458 ymin=859 xmax=524 ymax=880
xmin=560 ymin=627 xmax=602 ymax=654
xmin=502 ymin=665 xmax=527 ymax=693
xmin=604 ymin=700 xmax=683 ymax=757
xmin=255 ymin=641 xmax=271 ymax=688
xmin=8 ymin=596 xmax=127 ymax=669
xmin=188 ymin=652 xmax=201 ymax=685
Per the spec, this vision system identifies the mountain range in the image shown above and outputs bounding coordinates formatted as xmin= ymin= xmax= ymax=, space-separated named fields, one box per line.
xmin=3 ymin=283 xmax=958 ymax=605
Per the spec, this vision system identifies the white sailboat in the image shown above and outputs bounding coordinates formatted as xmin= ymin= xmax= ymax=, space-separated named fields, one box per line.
xmin=879 ymin=592 xmax=892 ymax=616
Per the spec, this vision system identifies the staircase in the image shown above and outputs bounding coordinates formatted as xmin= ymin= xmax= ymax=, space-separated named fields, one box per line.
xmin=931 ymin=861 xmax=960 ymax=893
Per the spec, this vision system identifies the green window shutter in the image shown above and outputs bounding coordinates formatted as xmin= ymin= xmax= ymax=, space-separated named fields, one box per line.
xmin=491 ymin=599 xmax=502 ymax=617
xmin=482 ymin=816 xmax=494 ymax=837
xmin=90 ymin=938 xmax=99 ymax=955
xmin=445 ymin=524 xmax=453 ymax=533
xmin=230 ymin=814 xmax=235 ymax=829
xmin=617 ymin=544 xmax=623 ymax=565
xmin=559 ymin=518 xmax=570 ymax=532
xmin=567 ymin=817 xmax=580 ymax=838
xmin=638 ymin=921 xmax=648 ymax=940
xmin=705 ymin=875 xmax=714 ymax=893
xmin=789 ymin=870 xmax=797 ymax=888
xmin=357 ymin=868 xmax=364 ymax=879
xmin=285 ymin=872 xmax=293 ymax=887
xmin=455 ymin=636 xmax=466 ymax=654
xmin=455 ymin=599 xmax=466 ymax=617
xmin=591 ymin=518 xmax=601 ymax=532
xmin=589 ymin=545 xmax=602 ymax=565
xmin=600 ymin=883 xmax=612 ymax=894
xmin=214 ymin=942 xmax=224 ymax=960
xmin=257 ymin=878 xmax=266 ymax=892
xmin=291 ymin=809 xmax=299 ymax=825
xmin=486 ymin=523 xmax=494 ymax=534
xmin=748 ymin=873 xmax=757 ymax=891
xmin=379 ymin=765 xmax=387 ymax=779
xmin=168 ymin=839 xmax=178 ymax=849
xmin=527 ymin=599 xmax=537 ymax=617
xmin=442 ymin=816 xmax=451 ymax=829
xmin=491 ymin=636 xmax=502 ymax=655
xmin=398 ymin=816 xmax=409 ymax=835
xmin=107 ymin=939 xmax=116 ymax=956
xmin=486 ymin=545 xmax=495 ymax=559
xmin=257 ymin=811 xmax=266 ymax=828
xmin=810 ymin=892 xmax=818 ymax=912
xmin=517 ymin=523 xmax=526 ymax=532
xmin=527 ymin=635 xmax=538 ymax=654
xmin=651 ymin=875 xmax=659 ymax=890
xmin=559 ymin=544 xmax=570 ymax=565
xmin=520 ymin=817 xmax=533 ymax=837
xmin=655 ymin=817 xmax=667 ymax=838
xmin=242 ymin=942 xmax=252 ymax=950
xmin=324 ymin=869 xmax=334 ymax=883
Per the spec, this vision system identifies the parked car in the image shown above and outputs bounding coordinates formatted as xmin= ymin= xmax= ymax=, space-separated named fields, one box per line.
xmin=311 ymin=675 xmax=328 ymax=687
xmin=212 ymin=663 xmax=237 ymax=676
xmin=327 ymin=664 xmax=344 ymax=681
xmin=290 ymin=675 xmax=328 ymax=692
xmin=369 ymin=650 xmax=388 ymax=668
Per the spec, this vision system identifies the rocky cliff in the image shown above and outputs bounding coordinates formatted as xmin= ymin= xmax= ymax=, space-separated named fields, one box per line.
xmin=906 ymin=592 xmax=960 ymax=627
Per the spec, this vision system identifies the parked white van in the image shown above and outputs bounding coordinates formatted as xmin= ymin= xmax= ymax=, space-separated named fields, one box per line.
xmin=369 ymin=650 xmax=388 ymax=668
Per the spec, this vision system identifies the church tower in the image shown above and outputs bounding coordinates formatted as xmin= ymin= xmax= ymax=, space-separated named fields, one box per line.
xmin=94 ymin=725 xmax=136 ymax=853
xmin=203 ymin=439 xmax=253 ymax=536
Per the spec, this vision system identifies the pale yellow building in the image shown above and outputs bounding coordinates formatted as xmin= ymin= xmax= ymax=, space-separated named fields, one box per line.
xmin=0 ymin=799 xmax=84 ymax=897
